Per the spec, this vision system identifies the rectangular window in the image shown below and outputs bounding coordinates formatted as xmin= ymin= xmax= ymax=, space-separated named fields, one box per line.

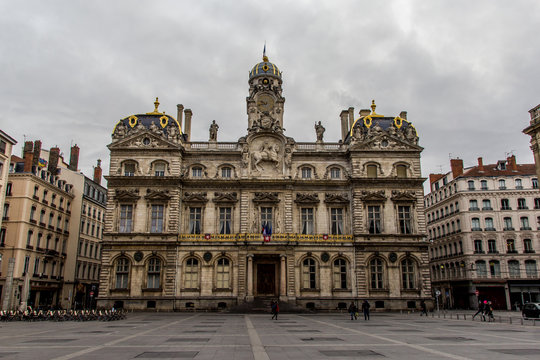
xmin=503 ymin=217 xmax=513 ymax=230
xmin=221 ymin=167 xmax=231 ymax=178
xmin=507 ymin=239 xmax=516 ymax=253
xmin=219 ymin=207 xmax=232 ymax=234
xmin=488 ymin=239 xmax=497 ymax=253
xmin=36 ymin=233 xmax=42 ymax=248
xmin=26 ymin=230 xmax=33 ymax=247
xmin=261 ymin=207 xmax=273 ymax=231
xmin=469 ymin=199 xmax=478 ymax=210
xmin=367 ymin=165 xmax=377 ymax=178
xmin=525 ymin=261 xmax=537 ymax=277
xmin=33 ymin=258 xmax=40 ymax=275
xmin=485 ymin=217 xmax=494 ymax=230
xmin=154 ymin=163 xmax=165 ymax=176
xmin=330 ymin=208 xmax=343 ymax=235
xmin=151 ymin=205 xmax=164 ymax=233
xmin=368 ymin=206 xmax=381 ymax=234
xmin=489 ymin=261 xmax=500 ymax=276
xmin=330 ymin=168 xmax=341 ymax=179
xmin=301 ymin=167 xmax=312 ymax=179
xmin=301 ymin=208 xmax=314 ymax=235
xmin=398 ymin=206 xmax=412 ymax=234
xmin=482 ymin=199 xmax=491 ymax=210
xmin=119 ymin=205 xmax=133 ymax=233
xmin=189 ymin=207 xmax=202 ymax=234
xmin=23 ymin=256 xmax=30 ymax=275
xmin=476 ymin=261 xmax=487 ymax=277
xmin=124 ymin=163 xmax=135 ymax=176
xmin=521 ymin=217 xmax=530 ymax=230
xmin=0 ymin=228 xmax=6 ymax=246
xmin=524 ymin=239 xmax=533 ymax=253
xmin=518 ymin=198 xmax=527 ymax=209
xmin=501 ymin=199 xmax=510 ymax=210
xmin=192 ymin=167 xmax=202 ymax=177
xmin=474 ymin=240 xmax=483 ymax=253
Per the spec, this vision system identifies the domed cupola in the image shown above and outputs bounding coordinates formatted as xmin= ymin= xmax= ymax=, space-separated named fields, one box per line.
xmin=111 ymin=98 xmax=183 ymax=142
xmin=249 ymin=54 xmax=282 ymax=80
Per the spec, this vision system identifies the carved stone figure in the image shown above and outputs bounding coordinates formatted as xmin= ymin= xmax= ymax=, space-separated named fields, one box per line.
xmin=209 ymin=120 xmax=219 ymax=141
xmin=168 ymin=125 xmax=180 ymax=142
xmin=315 ymin=121 xmax=325 ymax=142
xmin=284 ymin=146 xmax=292 ymax=169
xmin=241 ymin=145 xmax=250 ymax=168
xmin=405 ymin=126 xmax=418 ymax=144
xmin=113 ymin=123 xmax=128 ymax=140
xmin=252 ymin=142 xmax=280 ymax=171
xmin=149 ymin=121 xmax=161 ymax=134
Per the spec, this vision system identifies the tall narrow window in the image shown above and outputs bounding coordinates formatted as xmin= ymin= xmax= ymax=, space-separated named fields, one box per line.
xmin=30 ymin=206 xmax=36 ymax=221
xmin=333 ymin=259 xmax=347 ymax=289
xmin=33 ymin=258 xmax=40 ymax=275
xmin=482 ymin=199 xmax=491 ymax=210
xmin=501 ymin=199 xmax=510 ymax=210
xmin=499 ymin=179 xmax=506 ymax=189
xmin=302 ymin=258 xmax=316 ymax=289
xmin=330 ymin=167 xmax=341 ymax=179
xmin=119 ymin=205 xmax=133 ymax=233
xmin=469 ymin=199 xmax=478 ymax=210
xmin=151 ymin=205 xmax=164 ymax=233
xmin=401 ymin=258 xmax=415 ymax=289
xmin=301 ymin=208 xmax=314 ymax=235
xmin=216 ymin=258 xmax=230 ymax=289
xmin=515 ymin=179 xmax=523 ymax=189
xmin=189 ymin=207 xmax=202 ymax=234
xmin=468 ymin=181 xmax=475 ymax=190
xmin=398 ymin=206 xmax=412 ymax=234
xmin=219 ymin=207 xmax=232 ymax=234
xmin=480 ymin=180 xmax=488 ymax=190
xmin=475 ymin=260 xmax=487 ymax=277
xmin=488 ymin=239 xmax=497 ymax=253
xmin=366 ymin=165 xmax=377 ymax=178
xmin=525 ymin=260 xmax=537 ymax=277
xmin=23 ymin=256 xmax=30 ymax=275
xmin=184 ymin=258 xmax=199 ymax=288
xmin=147 ymin=258 xmax=161 ymax=289
xmin=508 ymin=260 xmax=520 ymax=278
xmin=489 ymin=261 xmax=500 ymax=277
xmin=192 ymin=167 xmax=202 ymax=177
xmin=533 ymin=178 xmax=539 ymax=189
xmin=330 ymin=208 xmax=343 ymax=235
xmin=261 ymin=207 xmax=273 ymax=231
xmin=518 ymin=198 xmax=527 ymax=209
xmin=471 ymin=218 xmax=481 ymax=230
xmin=370 ymin=258 xmax=384 ymax=289
xmin=115 ymin=258 xmax=129 ymax=289
xmin=507 ymin=239 xmax=516 ymax=253
xmin=520 ymin=217 xmax=530 ymax=230
xmin=485 ymin=217 xmax=494 ymax=230
xmin=368 ymin=206 xmax=381 ymax=234
xmin=474 ymin=240 xmax=483 ymax=253
xmin=301 ymin=167 xmax=312 ymax=179
xmin=26 ymin=230 xmax=33 ymax=247
xmin=503 ymin=217 xmax=513 ymax=230
xmin=524 ymin=239 xmax=534 ymax=253
xmin=3 ymin=203 xmax=10 ymax=219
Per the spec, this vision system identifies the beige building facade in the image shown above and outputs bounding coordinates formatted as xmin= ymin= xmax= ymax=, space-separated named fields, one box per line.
xmin=426 ymin=157 xmax=540 ymax=310
xmin=98 ymin=54 xmax=431 ymax=311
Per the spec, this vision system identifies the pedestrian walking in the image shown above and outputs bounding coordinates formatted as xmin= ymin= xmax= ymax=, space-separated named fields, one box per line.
xmin=361 ymin=300 xmax=370 ymax=320
xmin=472 ymin=300 xmax=484 ymax=320
xmin=348 ymin=301 xmax=357 ymax=320
xmin=485 ymin=301 xmax=494 ymax=322
xmin=420 ymin=300 xmax=427 ymax=316
xmin=271 ymin=300 xmax=279 ymax=320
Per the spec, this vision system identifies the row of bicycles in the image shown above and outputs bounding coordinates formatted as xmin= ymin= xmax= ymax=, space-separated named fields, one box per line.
xmin=0 ymin=309 xmax=127 ymax=322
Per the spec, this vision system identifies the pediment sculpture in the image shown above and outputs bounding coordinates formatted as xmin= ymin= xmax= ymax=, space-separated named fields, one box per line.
xmin=183 ymin=192 xmax=208 ymax=203
xmin=324 ymin=193 xmax=350 ymax=204
xmin=391 ymin=190 xmax=417 ymax=202
xmin=115 ymin=189 xmax=140 ymax=201
xmin=359 ymin=190 xmax=386 ymax=202
xmin=213 ymin=192 xmax=238 ymax=203
xmin=253 ymin=192 xmax=280 ymax=203
xmin=294 ymin=193 xmax=320 ymax=204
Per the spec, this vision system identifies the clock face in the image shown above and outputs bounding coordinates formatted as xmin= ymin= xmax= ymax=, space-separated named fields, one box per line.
xmin=256 ymin=94 xmax=275 ymax=112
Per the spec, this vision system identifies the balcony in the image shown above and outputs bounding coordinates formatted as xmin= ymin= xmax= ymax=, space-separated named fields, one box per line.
xmin=51 ymin=203 xmax=56 ymax=208
xmin=30 ymin=219 xmax=37 ymax=224
xmin=178 ymin=233 xmax=354 ymax=243
xmin=32 ymin=195 xmax=39 ymax=200
xmin=48 ymin=225 xmax=54 ymax=230
xmin=499 ymin=186 xmax=507 ymax=190
xmin=484 ymin=227 xmax=496 ymax=231
xmin=503 ymin=227 xmax=515 ymax=231
xmin=521 ymin=227 xmax=532 ymax=230
xmin=59 ymin=207 xmax=64 ymax=212
xmin=26 ymin=245 xmax=34 ymax=250
xmin=487 ymin=250 xmax=499 ymax=254
xmin=507 ymin=250 xmax=518 ymax=254
xmin=474 ymin=250 xmax=485 ymax=254
xmin=42 ymin=199 xmax=48 ymax=205
xmin=518 ymin=206 xmax=529 ymax=210
xmin=501 ymin=207 xmax=512 ymax=211
xmin=39 ymin=222 xmax=46 ymax=227
xmin=471 ymin=227 xmax=483 ymax=232
xmin=469 ymin=207 xmax=480 ymax=211
xmin=524 ymin=249 xmax=536 ymax=253
xmin=482 ymin=207 xmax=493 ymax=211
xmin=516 ymin=186 xmax=523 ymax=190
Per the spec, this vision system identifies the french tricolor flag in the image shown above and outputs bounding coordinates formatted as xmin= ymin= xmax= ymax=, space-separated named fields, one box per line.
xmin=262 ymin=222 xmax=272 ymax=242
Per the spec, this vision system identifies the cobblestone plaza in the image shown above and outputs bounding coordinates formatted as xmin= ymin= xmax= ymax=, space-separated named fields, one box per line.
xmin=0 ymin=312 xmax=539 ymax=359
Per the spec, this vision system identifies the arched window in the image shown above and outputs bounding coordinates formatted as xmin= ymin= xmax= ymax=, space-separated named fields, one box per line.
xmin=216 ymin=258 xmax=230 ymax=289
xmin=489 ymin=260 xmax=500 ymax=277
xmin=221 ymin=166 xmax=232 ymax=178
xmin=147 ymin=258 xmax=161 ymax=289
xmin=184 ymin=258 xmax=199 ymax=289
xmin=115 ymin=258 xmax=129 ymax=289
xmin=401 ymin=258 xmax=416 ymax=289
xmin=301 ymin=167 xmax=312 ymax=179
xmin=499 ymin=179 xmax=506 ymax=189
xmin=302 ymin=258 xmax=317 ymax=289
xmin=366 ymin=164 xmax=377 ymax=178
xmin=330 ymin=167 xmax=341 ymax=179
xmin=475 ymin=260 xmax=487 ymax=277
xmin=333 ymin=258 xmax=347 ymax=289
xmin=480 ymin=180 xmax=488 ymax=190
xmin=396 ymin=165 xmax=407 ymax=178
xmin=370 ymin=258 xmax=384 ymax=289
xmin=525 ymin=260 xmax=537 ymax=277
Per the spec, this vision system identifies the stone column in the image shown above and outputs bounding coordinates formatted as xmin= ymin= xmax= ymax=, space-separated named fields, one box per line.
xmin=280 ymin=255 xmax=287 ymax=301
xmin=246 ymin=254 xmax=254 ymax=301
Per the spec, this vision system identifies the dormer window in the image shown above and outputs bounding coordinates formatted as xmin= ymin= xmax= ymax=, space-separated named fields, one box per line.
xmin=497 ymin=161 xmax=506 ymax=170
xmin=124 ymin=163 xmax=135 ymax=176
xmin=192 ymin=167 xmax=202 ymax=178
xmin=301 ymin=167 xmax=312 ymax=179
xmin=221 ymin=167 xmax=232 ymax=178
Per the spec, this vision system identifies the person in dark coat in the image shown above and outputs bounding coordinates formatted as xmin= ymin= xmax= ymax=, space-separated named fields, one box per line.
xmin=361 ymin=300 xmax=370 ymax=320
xmin=420 ymin=300 xmax=427 ymax=316
xmin=472 ymin=301 xmax=484 ymax=320
xmin=348 ymin=302 xmax=357 ymax=320
xmin=271 ymin=300 xmax=279 ymax=320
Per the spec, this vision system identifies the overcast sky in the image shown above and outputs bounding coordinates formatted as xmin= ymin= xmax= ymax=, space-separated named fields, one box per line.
xmin=1 ymin=0 xmax=539 ymax=190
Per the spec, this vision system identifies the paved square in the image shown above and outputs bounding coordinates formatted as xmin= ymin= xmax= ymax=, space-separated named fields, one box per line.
xmin=0 ymin=312 xmax=539 ymax=359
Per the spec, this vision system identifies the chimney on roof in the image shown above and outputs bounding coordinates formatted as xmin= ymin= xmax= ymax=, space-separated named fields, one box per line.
xmin=429 ymin=173 xmax=444 ymax=186
xmin=507 ymin=155 xmax=518 ymax=171
xmin=184 ymin=108 xmax=192 ymax=142
xmin=48 ymin=147 xmax=60 ymax=174
xmin=23 ymin=141 xmax=34 ymax=173
xmin=177 ymin=104 xmax=184 ymax=134
xmin=340 ymin=110 xmax=349 ymax=141
xmin=477 ymin=157 xmax=484 ymax=172
xmin=348 ymin=107 xmax=354 ymax=132
xmin=93 ymin=159 xmax=102 ymax=185
xmin=32 ymin=140 xmax=41 ymax=169
xmin=69 ymin=144 xmax=79 ymax=171
xmin=359 ymin=109 xmax=371 ymax=117
xmin=450 ymin=158 xmax=463 ymax=178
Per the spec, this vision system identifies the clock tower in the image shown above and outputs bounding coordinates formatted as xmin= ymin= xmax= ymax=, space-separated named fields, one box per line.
xmin=247 ymin=53 xmax=285 ymax=133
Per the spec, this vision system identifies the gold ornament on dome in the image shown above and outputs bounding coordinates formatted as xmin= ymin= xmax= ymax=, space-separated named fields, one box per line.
xmin=393 ymin=116 xmax=404 ymax=129
xmin=363 ymin=116 xmax=372 ymax=128
xmin=128 ymin=115 xmax=138 ymax=128
xmin=160 ymin=116 xmax=169 ymax=128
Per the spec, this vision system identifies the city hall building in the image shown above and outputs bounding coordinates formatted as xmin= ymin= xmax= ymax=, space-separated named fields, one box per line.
xmin=98 ymin=54 xmax=431 ymax=311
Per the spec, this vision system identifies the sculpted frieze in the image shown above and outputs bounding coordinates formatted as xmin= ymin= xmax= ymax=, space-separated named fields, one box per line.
xmin=213 ymin=192 xmax=238 ymax=203
xmin=324 ymin=193 xmax=349 ymax=204
xmin=294 ymin=193 xmax=320 ymax=204
xmin=359 ymin=190 xmax=386 ymax=201
xmin=253 ymin=192 xmax=280 ymax=203
xmin=391 ymin=190 xmax=417 ymax=202
xmin=183 ymin=192 xmax=208 ymax=203
xmin=115 ymin=189 xmax=140 ymax=201
xmin=145 ymin=189 xmax=172 ymax=201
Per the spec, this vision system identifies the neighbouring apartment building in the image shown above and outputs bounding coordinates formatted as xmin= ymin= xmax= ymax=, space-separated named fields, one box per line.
xmin=425 ymin=156 xmax=540 ymax=310
xmin=0 ymin=140 xmax=106 ymax=310
xmin=98 ymin=52 xmax=431 ymax=312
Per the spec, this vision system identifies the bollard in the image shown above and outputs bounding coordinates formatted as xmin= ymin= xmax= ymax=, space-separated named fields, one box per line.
xmin=509 ymin=317 xmax=512 ymax=324
xmin=464 ymin=314 xmax=466 ymax=320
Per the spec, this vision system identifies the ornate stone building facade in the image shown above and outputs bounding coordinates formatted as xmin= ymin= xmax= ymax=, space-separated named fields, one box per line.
xmin=523 ymin=103 xmax=540 ymax=179
xmin=98 ymin=54 xmax=431 ymax=311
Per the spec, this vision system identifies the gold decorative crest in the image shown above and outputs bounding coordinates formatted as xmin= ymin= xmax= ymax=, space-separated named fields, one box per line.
xmin=128 ymin=115 xmax=138 ymax=128
xmin=160 ymin=116 xmax=169 ymax=128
